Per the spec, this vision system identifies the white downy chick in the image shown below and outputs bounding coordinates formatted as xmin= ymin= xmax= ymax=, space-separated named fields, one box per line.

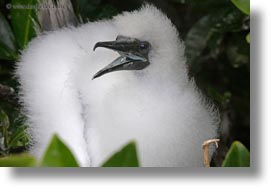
xmin=16 ymin=4 xmax=219 ymax=167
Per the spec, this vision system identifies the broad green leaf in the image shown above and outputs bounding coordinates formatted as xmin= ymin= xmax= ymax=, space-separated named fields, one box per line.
xmin=11 ymin=0 xmax=38 ymax=49
xmin=222 ymin=141 xmax=250 ymax=167
xmin=0 ymin=13 xmax=17 ymax=60
xmin=102 ymin=141 xmax=139 ymax=167
xmin=231 ymin=0 xmax=250 ymax=15
xmin=0 ymin=154 xmax=36 ymax=167
xmin=246 ymin=33 xmax=250 ymax=43
xmin=40 ymin=134 xmax=79 ymax=167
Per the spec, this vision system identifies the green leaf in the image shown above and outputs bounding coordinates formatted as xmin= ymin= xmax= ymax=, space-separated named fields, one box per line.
xmin=8 ymin=125 xmax=28 ymax=148
xmin=185 ymin=5 xmax=247 ymax=73
xmin=0 ymin=13 xmax=18 ymax=60
xmin=0 ymin=154 xmax=36 ymax=167
xmin=11 ymin=0 xmax=38 ymax=49
xmin=222 ymin=141 xmax=250 ymax=167
xmin=246 ymin=33 xmax=250 ymax=43
xmin=40 ymin=134 xmax=79 ymax=167
xmin=0 ymin=108 xmax=10 ymax=128
xmin=185 ymin=15 xmax=214 ymax=72
xmin=102 ymin=141 xmax=139 ymax=167
xmin=231 ymin=0 xmax=250 ymax=15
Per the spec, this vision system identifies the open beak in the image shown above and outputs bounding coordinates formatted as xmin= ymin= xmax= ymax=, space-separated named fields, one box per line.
xmin=92 ymin=36 xmax=150 ymax=79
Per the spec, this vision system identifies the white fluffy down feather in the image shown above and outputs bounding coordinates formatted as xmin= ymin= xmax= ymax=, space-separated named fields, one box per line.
xmin=16 ymin=5 xmax=219 ymax=167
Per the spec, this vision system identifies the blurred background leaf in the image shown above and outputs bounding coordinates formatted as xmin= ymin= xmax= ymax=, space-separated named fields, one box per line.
xmin=246 ymin=33 xmax=250 ymax=43
xmin=10 ymin=0 xmax=38 ymax=50
xmin=0 ymin=12 xmax=17 ymax=60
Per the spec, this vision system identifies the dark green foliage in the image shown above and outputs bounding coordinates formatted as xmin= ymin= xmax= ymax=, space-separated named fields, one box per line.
xmin=0 ymin=12 xmax=17 ymax=60
xmin=72 ymin=0 xmax=119 ymax=22
xmin=0 ymin=0 xmax=36 ymax=156
xmin=102 ymin=141 xmax=139 ymax=167
xmin=0 ymin=108 xmax=28 ymax=155
xmin=10 ymin=0 xmax=38 ymax=50
xmin=180 ymin=0 xmax=250 ymax=165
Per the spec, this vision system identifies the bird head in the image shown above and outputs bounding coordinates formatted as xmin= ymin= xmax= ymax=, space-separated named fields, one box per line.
xmin=92 ymin=4 xmax=187 ymax=82
xmin=93 ymin=35 xmax=151 ymax=79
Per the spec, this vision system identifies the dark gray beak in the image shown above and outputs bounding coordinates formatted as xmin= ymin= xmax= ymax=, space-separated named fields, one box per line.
xmin=92 ymin=36 xmax=150 ymax=79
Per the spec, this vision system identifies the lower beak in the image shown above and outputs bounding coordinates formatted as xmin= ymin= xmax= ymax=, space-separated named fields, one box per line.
xmin=92 ymin=40 xmax=149 ymax=79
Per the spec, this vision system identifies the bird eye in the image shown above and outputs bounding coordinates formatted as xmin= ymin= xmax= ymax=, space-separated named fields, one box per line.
xmin=139 ymin=42 xmax=150 ymax=51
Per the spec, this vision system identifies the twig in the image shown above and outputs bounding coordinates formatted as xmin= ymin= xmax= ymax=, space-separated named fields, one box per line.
xmin=202 ymin=139 xmax=220 ymax=167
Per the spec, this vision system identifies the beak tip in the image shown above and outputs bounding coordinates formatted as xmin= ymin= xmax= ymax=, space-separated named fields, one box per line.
xmin=92 ymin=73 xmax=100 ymax=80
xmin=93 ymin=42 xmax=101 ymax=51
xmin=93 ymin=45 xmax=97 ymax=51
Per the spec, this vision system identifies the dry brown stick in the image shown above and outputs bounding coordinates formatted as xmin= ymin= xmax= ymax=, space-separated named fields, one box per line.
xmin=202 ymin=139 xmax=220 ymax=167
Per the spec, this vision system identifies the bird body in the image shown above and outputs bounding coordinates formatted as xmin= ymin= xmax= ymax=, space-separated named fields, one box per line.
xmin=16 ymin=5 xmax=219 ymax=167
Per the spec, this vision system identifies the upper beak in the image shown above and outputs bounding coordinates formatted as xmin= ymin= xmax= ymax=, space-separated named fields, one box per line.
xmin=92 ymin=38 xmax=149 ymax=79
